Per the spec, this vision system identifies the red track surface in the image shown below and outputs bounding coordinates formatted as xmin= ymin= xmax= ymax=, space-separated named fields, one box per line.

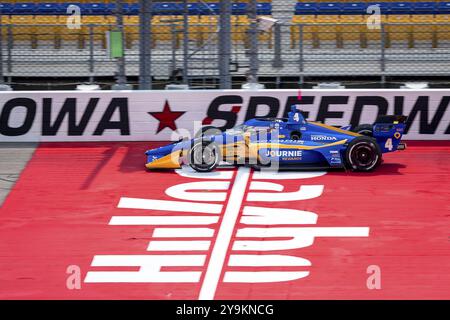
xmin=0 ymin=141 xmax=449 ymax=299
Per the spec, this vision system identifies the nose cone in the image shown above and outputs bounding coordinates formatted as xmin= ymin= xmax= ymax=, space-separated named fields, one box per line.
xmin=145 ymin=146 xmax=182 ymax=170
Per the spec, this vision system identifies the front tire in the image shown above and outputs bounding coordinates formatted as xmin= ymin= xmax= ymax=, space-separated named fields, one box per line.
xmin=345 ymin=136 xmax=381 ymax=172
xmin=189 ymin=141 xmax=221 ymax=172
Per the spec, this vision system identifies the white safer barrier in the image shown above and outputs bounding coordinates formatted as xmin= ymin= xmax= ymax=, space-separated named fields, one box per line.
xmin=0 ymin=89 xmax=448 ymax=141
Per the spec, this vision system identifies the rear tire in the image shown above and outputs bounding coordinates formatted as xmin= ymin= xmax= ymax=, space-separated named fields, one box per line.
xmin=188 ymin=141 xmax=221 ymax=172
xmin=345 ymin=136 xmax=381 ymax=172
xmin=352 ymin=124 xmax=373 ymax=136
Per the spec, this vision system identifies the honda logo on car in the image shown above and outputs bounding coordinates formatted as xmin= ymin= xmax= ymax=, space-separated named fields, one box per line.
xmin=311 ymin=135 xmax=338 ymax=141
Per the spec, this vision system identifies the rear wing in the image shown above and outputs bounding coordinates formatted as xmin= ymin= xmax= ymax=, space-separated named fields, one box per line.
xmin=373 ymin=115 xmax=407 ymax=152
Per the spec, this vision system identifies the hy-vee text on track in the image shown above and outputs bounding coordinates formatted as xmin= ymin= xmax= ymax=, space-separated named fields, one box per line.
xmin=145 ymin=106 xmax=407 ymax=172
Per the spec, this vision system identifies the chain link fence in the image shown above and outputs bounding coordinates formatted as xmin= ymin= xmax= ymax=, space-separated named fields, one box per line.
xmin=0 ymin=1 xmax=450 ymax=89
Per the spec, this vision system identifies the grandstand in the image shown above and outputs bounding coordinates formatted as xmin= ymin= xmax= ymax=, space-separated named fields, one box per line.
xmin=0 ymin=0 xmax=449 ymax=89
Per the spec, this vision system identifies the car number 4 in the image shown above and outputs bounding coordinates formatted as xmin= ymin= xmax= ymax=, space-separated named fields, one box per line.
xmin=385 ymin=138 xmax=393 ymax=151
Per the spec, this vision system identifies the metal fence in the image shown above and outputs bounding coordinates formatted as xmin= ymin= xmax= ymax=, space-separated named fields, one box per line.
xmin=1 ymin=9 xmax=450 ymax=89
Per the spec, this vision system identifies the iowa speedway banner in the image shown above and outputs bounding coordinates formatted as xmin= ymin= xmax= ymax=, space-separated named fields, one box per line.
xmin=0 ymin=89 xmax=449 ymax=141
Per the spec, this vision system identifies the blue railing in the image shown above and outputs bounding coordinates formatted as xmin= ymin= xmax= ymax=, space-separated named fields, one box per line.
xmin=295 ymin=2 xmax=450 ymax=15
xmin=0 ymin=2 xmax=272 ymax=16
xmin=1 ymin=2 xmax=449 ymax=16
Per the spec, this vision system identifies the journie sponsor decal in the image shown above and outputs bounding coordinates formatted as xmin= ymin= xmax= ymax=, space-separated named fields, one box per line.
xmin=266 ymin=150 xmax=303 ymax=157
xmin=85 ymin=168 xmax=370 ymax=300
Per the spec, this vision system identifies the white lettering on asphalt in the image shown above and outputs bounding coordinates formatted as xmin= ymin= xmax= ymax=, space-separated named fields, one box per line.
xmin=241 ymin=206 xmax=317 ymax=225
xmin=233 ymin=227 xmax=370 ymax=251
xmin=85 ymin=166 xmax=370 ymax=300
xmin=85 ymin=255 xmax=205 ymax=283
xmin=165 ymin=181 xmax=230 ymax=202
xmin=153 ymin=228 xmax=215 ymax=238
xmin=118 ymin=197 xmax=223 ymax=214
xmin=109 ymin=216 xmax=219 ymax=225
xmin=247 ymin=183 xmax=324 ymax=202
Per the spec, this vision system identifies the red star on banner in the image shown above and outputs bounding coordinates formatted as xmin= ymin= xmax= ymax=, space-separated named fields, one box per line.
xmin=148 ymin=100 xmax=186 ymax=134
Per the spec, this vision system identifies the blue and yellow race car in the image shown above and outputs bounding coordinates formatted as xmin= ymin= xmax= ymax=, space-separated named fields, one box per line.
xmin=145 ymin=106 xmax=406 ymax=172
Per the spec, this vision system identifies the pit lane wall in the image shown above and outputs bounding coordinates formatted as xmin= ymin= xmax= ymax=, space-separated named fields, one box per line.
xmin=0 ymin=89 xmax=448 ymax=141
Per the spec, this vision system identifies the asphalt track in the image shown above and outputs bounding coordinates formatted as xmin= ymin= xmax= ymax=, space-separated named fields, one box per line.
xmin=0 ymin=143 xmax=37 ymax=207
xmin=0 ymin=141 xmax=449 ymax=299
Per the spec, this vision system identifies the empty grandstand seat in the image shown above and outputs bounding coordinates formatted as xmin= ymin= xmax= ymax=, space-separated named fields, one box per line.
xmin=58 ymin=15 xmax=82 ymax=44
xmin=364 ymin=14 xmax=387 ymax=41
xmin=154 ymin=3 xmax=181 ymax=16
xmin=186 ymin=3 xmax=201 ymax=15
xmin=152 ymin=16 xmax=176 ymax=43
xmin=386 ymin=14 xmax=412 ymax=43
xmin=84 ymin=3 xmax=112 ymax=15
xmin=81 ymin=15 xmax=110 ymax=47
xmin=294 ymin=15 xmax=317 ymax=41
xmin=390 ymin=2 xmax=412 ymax=15
xmin=10 ymin=15 xmax=35 ymax=43
xmin=204 ymin=3 xmax=220 ymax=15
xmin=0 ymin=3 xmax=14 ymax=15
xmin=256 ymin=3 xmax=272 ymax=15
xmin=37 ymin=3 xmax=65 ymax=15
xmin=1 ymin=15 xmax=10 ymax=38
xmin=124 ymin=15 xmax=139 ymax=43
xmin=158 ymin=15 xmax=203 ymax=45
xmin=317 ymin=3 xmax=342 ymax=15
xmin=412 ymin=2 xmax=437 ymax=15
xmin=12 ymin=3 xmax=36 ymax=15
xmin=341 ymin=3 xmax=366 ymax=15
xmin=364 ymin=1 xmax=389 ymax=42
xmin=231 ymin=15 xmax=249 ymax=43
xmin=34 ymin=15 xmax=60 ymax=44
xmin=295 ymin=3 xmax=318 ymax=15
xmin=169 ymin=15 xmax=209 ymax=46
xmin=186 ymin=16 xmax=204 ymax=44
xmin=316 ymin=15 xmax=339 ymax=41
xmin=123 ymin=3 xmax=139 ymax=15
xmin=291 ymin=15 xmax=316 ymax=46
xmin=232 ymin=3 xmax=247 ymax=15
xmin=60 ymin=3 xmax=84 ymax=14
xmin=339 ymin=15 xmax=365 ymax=42
xmin=200 ymin=15 xmax=219 ymax=41
xmin=366 ymin=2 xmax=390 ymax=15
xmin=312 ymin=3 xmax=341 ymax=44
xmin=435 ymin=14 xmax=450 ymax=41
xmin=412 ymin=14 xmax=435 ymax=43
xmin=437 ymin=2 xmax=450 ymax=14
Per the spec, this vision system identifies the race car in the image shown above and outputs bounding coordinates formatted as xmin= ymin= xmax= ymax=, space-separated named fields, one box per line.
xmin=145 ymin=106 xmax=407 ymax=172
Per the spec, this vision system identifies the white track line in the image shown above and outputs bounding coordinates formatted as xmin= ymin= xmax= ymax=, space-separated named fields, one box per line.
xmin=198 ymin=167 xmax=251 ymax=300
